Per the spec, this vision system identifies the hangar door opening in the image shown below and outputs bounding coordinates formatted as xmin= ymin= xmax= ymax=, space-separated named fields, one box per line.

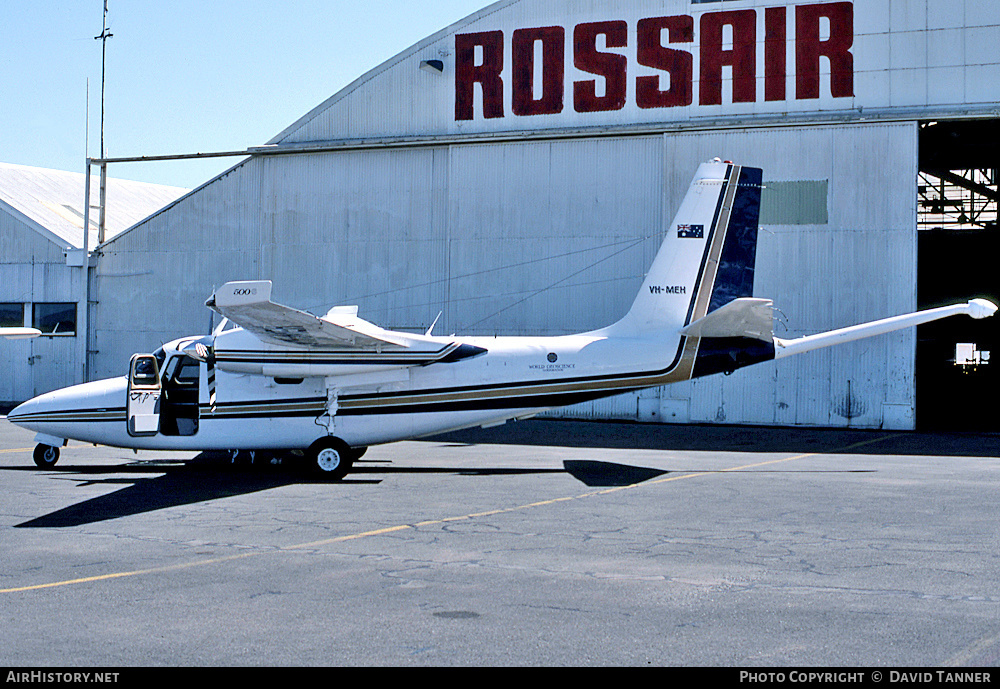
xmin=917 ymin=120 xmax=1000 ymax=431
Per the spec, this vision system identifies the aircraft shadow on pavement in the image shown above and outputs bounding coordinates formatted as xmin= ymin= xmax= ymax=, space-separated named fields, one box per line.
xmin=11 ymin=454 xmax=304 ymax=528
xmin=429 ymin=419 xmax=1000 ymax=458
xmin=8 ymin=453 xmax=664 ymax=528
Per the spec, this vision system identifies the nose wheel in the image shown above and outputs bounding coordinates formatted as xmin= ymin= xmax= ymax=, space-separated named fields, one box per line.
xmin=33 ymin=444 xmax=60 ymax=468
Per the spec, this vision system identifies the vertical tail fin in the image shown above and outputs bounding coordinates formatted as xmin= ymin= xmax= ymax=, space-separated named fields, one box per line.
xmin=609 ymin=159 xmax=763 ymax=335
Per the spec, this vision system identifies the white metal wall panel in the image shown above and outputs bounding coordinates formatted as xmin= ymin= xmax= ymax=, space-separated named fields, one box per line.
xmin=94 ymin=136 xmax=665 ymax=377
xmin=0 ymin=207 xmax=66 ymax=264
xmin=551 ymin=122 xmax=917 ymax=429
xmin=446 ymin=136 xmax=663 ymax=336
xmin=258 ymin=148 xmax=449 ymax=333
xmin=677 ymin=122 xmax=917 ymax=429
xmin=0 ymin=260 xmax=34 ymax=405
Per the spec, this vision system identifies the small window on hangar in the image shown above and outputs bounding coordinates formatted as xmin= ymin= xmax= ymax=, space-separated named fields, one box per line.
xmin=917 ymin=119 xmax=1000 ymax=431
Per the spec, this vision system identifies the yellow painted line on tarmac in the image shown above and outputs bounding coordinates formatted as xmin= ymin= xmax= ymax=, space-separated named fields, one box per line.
xmin=0 ymin=435 xmax=891 ymax=594
xmin=0 ymin=448 xmax=34 ymax=454
xmin=285 ymin=524 xmax=414 ymax=550
xmin=0 ymin=552 xmax=259 ymax=593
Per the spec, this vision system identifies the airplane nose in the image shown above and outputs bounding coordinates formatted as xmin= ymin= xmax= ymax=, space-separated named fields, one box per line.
xmin=5 ymin=378 xmax=126 ymax=429
xmin=6 ymin=394 xmax=53 ymax=429
xmin=6 ymin=398 xmax=35 ymax=423
xmin=5 ymin=378 xmax=129 ymax=448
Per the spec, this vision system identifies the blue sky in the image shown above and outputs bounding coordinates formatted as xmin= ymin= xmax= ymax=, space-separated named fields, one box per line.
xmin=2 ymin=1 xmax=490 ymax=189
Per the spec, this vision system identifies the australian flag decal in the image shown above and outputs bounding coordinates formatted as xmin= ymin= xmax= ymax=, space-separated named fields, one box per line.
xmin=677 ymin=224 xmax=704 ymax=239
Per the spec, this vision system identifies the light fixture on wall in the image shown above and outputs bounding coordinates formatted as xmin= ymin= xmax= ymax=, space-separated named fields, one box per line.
xmin=419 ymin=59 xmax=444 ymax=74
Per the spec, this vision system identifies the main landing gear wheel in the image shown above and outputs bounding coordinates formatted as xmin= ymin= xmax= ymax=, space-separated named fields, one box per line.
xmin=33 ymin=444 xmax=60 ymax=468
xmin=305 ymin=437 xmax=355 ymax=481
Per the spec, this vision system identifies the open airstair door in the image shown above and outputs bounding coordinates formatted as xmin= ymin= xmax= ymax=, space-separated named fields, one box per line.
xmin=126 ymin=354 xmax=161 ymax=437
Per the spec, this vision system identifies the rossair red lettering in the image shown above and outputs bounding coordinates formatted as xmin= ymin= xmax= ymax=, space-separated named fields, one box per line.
xmin=796 ymin=2 xmax=855 ymax=99
xmin=455 ymin=30 xmax=505 ymax=120
xmin=454 ymin=1 xmax=854 ymax=121
xmin=699 ymin=10 xmax=757 ymax=105
xmin=512 ymin=26 xmax=565 ymax=116
xmin=574 ymin=21 xmax=628 ymax=113
xmin=636 ymin=15 xmax=693 ymax=109
xmin=764 ymin=7 xmax=788 ymax=102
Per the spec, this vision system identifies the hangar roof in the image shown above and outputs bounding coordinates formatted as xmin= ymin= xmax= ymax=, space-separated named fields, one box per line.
xmin=268 ymin=0 xmax=1000 ymax=148
xmin=0 ymin=162 xmax=188 ymax=250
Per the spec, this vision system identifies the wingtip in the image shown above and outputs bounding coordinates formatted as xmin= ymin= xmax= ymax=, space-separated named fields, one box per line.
xmin=967 ymin=299 xmax=998 ymax=319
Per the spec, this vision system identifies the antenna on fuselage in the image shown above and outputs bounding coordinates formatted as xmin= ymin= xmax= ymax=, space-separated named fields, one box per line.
xmin=425 ymin=311 xmax=443 ymax=336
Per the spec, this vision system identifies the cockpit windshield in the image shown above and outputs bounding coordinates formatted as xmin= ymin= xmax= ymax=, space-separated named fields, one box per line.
xmin=161 ymin=354 xmax=200 ymax=386
xmin=153 ymin=347 xmax=166 ymax=371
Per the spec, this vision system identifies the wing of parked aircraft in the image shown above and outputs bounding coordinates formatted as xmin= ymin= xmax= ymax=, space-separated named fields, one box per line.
xmin=197 ymin=280 xmax=487 ymax=381
xmin=0 ymin=327 xmax=40 ymax=340
xmin=206 ymin=280 xmax=416 ymax=349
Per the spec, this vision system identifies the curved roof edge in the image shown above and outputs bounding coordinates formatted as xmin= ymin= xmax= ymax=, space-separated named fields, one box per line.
xmin=266 ymin=0 xmax=516 ymax=145
xmin=0 ymin=162 xmax=188 ymax=251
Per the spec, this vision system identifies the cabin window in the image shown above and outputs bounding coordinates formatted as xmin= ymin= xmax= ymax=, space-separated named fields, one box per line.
xmin=32 ymin=303 xmax=77 ymax=336
xmin=0 ymin=303 xmax=24 ymax=328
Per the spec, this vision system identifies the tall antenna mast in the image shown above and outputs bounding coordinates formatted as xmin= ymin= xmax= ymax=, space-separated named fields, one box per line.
xmin=95 ymin=0 xmax=113 ymax=159
xmin=94 ymin=1 xmax=113 ymax=245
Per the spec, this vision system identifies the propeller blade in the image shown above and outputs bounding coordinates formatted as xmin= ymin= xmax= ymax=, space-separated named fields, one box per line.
xmin=195 ymin=342 xmax=218 ymax=414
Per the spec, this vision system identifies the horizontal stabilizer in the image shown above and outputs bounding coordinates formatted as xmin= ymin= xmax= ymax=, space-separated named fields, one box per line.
xmin=206 ymin=280 xmax=413 ymax=349
xmin=679 ymin=298 xmax=774 ymax=342
xmin=774 ymin=299 xmax=998 ymax=360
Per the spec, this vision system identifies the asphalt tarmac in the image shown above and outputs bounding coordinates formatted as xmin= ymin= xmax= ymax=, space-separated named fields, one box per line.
xmin=1 ymin=416 xmax=999 ymax=668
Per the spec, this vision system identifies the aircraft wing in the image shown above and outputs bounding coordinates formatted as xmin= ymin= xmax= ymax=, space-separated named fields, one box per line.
xmin=206 ymin=281 xmax=414 ymax=349
xmin=0 ymin=327 xmax=40 ymax=340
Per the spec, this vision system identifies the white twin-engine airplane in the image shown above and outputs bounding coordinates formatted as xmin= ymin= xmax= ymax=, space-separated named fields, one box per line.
xmin=8 ymin=160 xmax=997 ymax=478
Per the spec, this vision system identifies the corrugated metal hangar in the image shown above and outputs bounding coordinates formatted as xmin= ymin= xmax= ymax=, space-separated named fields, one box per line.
xmin=0 ymin=164 xmax=186 ymax=408
xmin=62 ymin=0 xmax=1000 ymax=430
